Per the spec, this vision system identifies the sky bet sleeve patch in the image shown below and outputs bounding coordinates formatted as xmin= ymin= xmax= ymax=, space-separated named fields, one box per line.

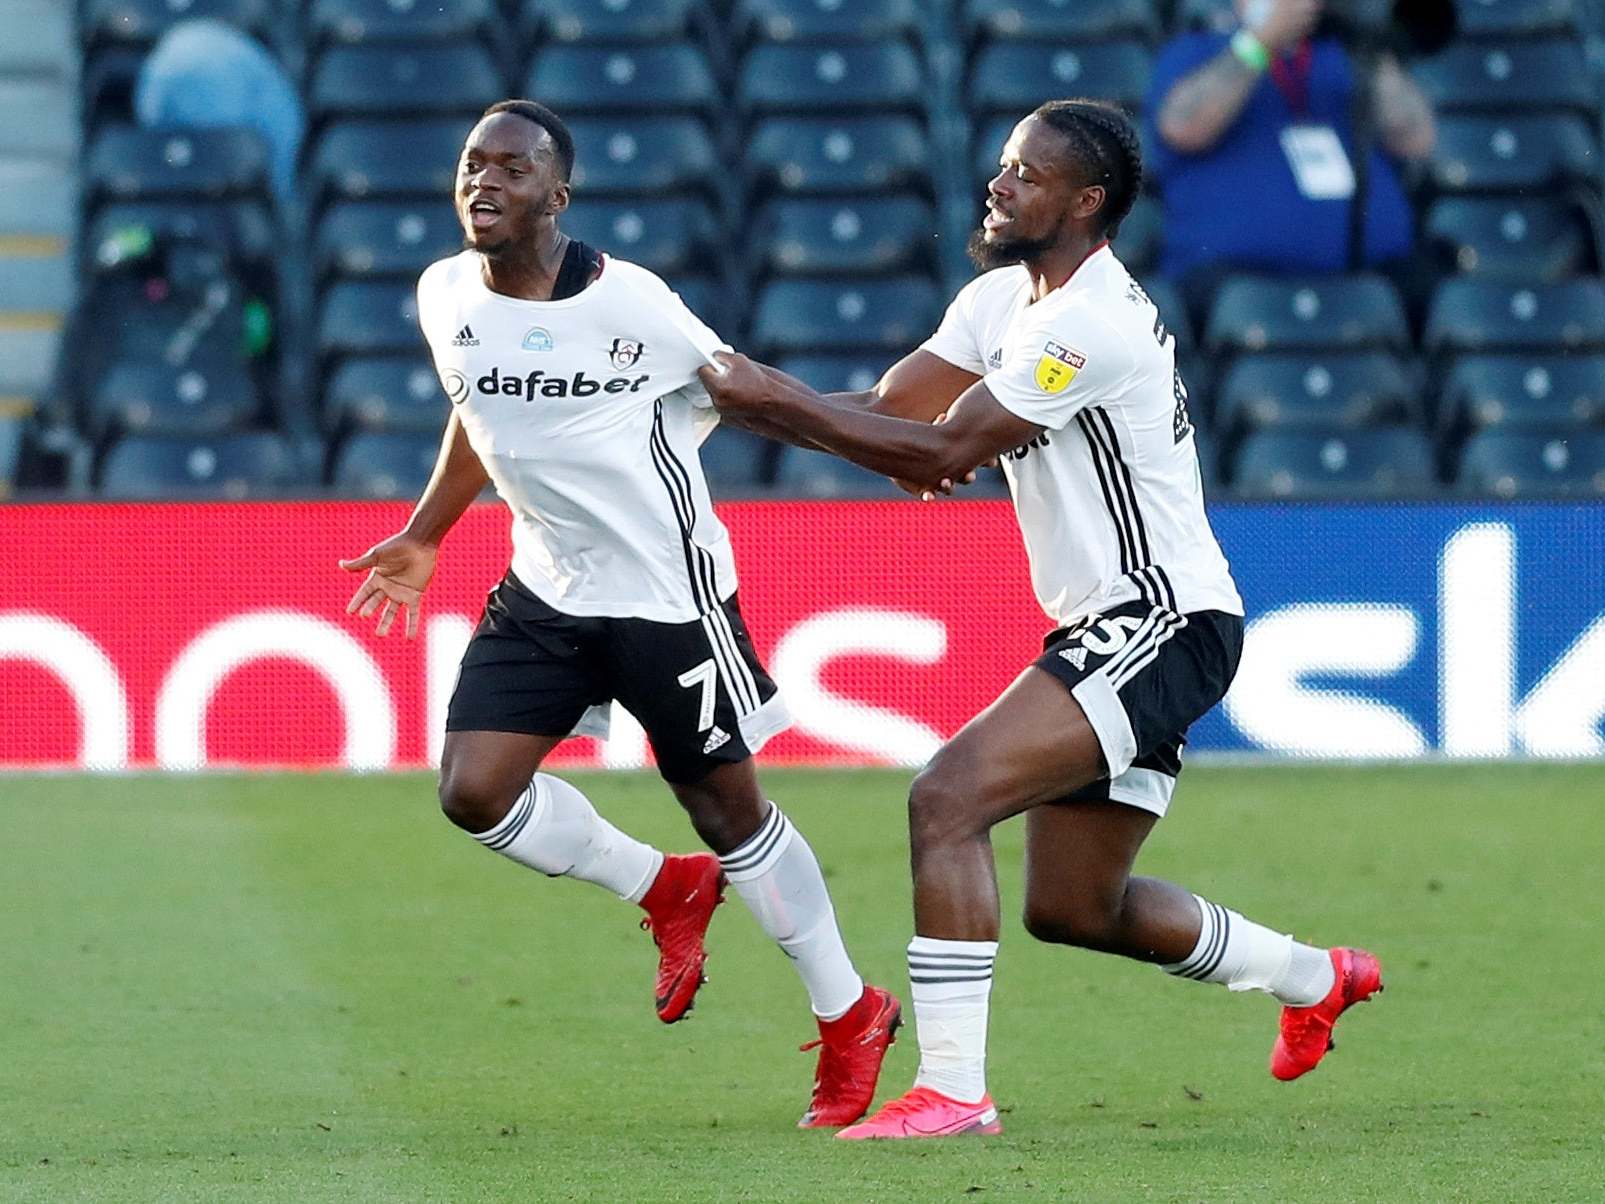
xmin=1034 ymin=340 xmax=1086 ymax=394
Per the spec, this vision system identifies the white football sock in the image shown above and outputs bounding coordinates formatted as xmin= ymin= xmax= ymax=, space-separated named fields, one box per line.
xmin=718 ymin=803 xmax=864 ymax=1020
xmin=908 ymin=935 xmax=997 ymax=1105
xmin=471 ymin=773 xmax=663 ymax=903
xmin=1161 ymin=895 xmax=1336 ymax=1006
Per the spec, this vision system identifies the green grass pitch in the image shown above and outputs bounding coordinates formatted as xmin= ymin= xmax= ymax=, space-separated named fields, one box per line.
xmin=2 ymin=765 xmax=1601 ymax=1202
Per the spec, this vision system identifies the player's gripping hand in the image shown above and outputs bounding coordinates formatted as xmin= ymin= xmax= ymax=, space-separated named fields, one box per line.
xmin=894 ymin=410 xmax=981 ymax=501
xmin=339 ymin=533 xmax=437 ymax=639
xmin=696 ymin=350 xmax=767 ymax=416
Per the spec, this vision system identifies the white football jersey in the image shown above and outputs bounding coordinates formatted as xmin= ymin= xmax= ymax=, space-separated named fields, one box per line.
xmin=417 ymin=251 xmax=733 ymax=623
xmin=922 ymin=245 xmax=1243 ymax=625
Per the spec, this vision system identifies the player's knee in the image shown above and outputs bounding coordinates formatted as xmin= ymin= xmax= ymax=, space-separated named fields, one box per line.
xmin=1022 ymin=898 xmax=1121 ymax=950
xmin=437 ymin=768 xmax=511 ymax=834
xmin=907 ymin=757 xmax=977 ymax=851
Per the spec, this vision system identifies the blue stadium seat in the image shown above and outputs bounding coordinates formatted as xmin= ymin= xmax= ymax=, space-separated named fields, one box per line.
xmin=306 ymin=0 xmax=500 ymax=46
xmin=526 ymin=44 xmax=718 ymax=118
xmin=1214 ymin=353 xmax=1416 ymax=436
xmin=318 ymin=280 xmax=422 ymax=359
xmin=699 ymin=424 xmax=777 ymax=492
xmin=568 ymin=117 xmax=717 ymax=198
xmin=749 ymin=195 xmax=935 ymax=276
xmin=736 ymin=0 xmax=920 ymax=43
xmin=751 ymin=276 xmax=941 ymax=354
xmin=314 ymin=202 xmax=462 ymax=281
xmin=1454 ymin=0 xmax=1582 ymax=39
xmin=774 ymin=352 xmax=894 ymax=394
xmin=87 ymin=199 xmax=277 ymax=265
xmin=525 ymin=0 xmax=704 ymax=43
xmin=331 ymin=431 xmax=440 ymax=498
xmin=746 ymin=117 xmax=931 ymax=196
xmin=962 ymin=0 xmax=1160 ymax=42
xmin=968 ymin=42 xmax=1151 ymax=118
xmin=83 ymin=0 xmax=273 ymax=46
xmin=1205 ymin=275 xmax=1408 ymax=354
xmin=1437 ymin=355 xmax=1605 ymax=438
xmin=738 ymin=43 xmax=924 ymax=115
xmin=1112 ymin=194 xmax=1161 ymax=276
xmin=87 ymin=126 xmax=269 ymax=202
xmin=99 ymin=432 xmax=308 ymax=498
xmin=1231 ymin=429 xmax=1437 ymax=499
xmin=562 ymin=198 xmax=720 ymax=276
xmin=1456 ymin=429 xmax=1605 ymax=497
xmin=1412 ymin=41 xmax=1594 ymax=117
xmin=1424 ymin=197 xmax=1592 ymax=282
xmin=87 ymin=357 xmax=259 ymax=439
xmin=309 ymin=45 xmax=504 ymax=120
xmin=1424 ymin=279 xmax=1605 ymax=354
xmin=1427 ymin=114 xmax=1597 ymax=194
xmin=664 ymin=275 xmax=724 ymax=333
xmin=774 ymin=445 xmax=908 ymax=498
xmin=307 ymin=119 xmax=473 ymax=204
xmin=323 ymin=357 xmax=448 ymax=433
xmin=1139 ymin=277 xmax=1194 ymax=355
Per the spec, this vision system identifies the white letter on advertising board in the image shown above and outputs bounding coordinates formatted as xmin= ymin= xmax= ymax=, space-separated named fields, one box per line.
xmin=0 ymin=612 xmax=130 ymax=769
xmin=156 ymin=611 xmax=395 ymax=770
xmin=1440 ymin=522 xmax=1516 ymax=756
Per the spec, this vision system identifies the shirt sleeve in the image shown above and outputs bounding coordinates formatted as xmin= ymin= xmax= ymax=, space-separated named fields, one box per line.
xmin=918 ymin=276 xmax=988 ymax=374
xmin=615 ymin=262 xmax=732 ymax=408
xmin=983 ymin=304 xmax=1129 ymax=430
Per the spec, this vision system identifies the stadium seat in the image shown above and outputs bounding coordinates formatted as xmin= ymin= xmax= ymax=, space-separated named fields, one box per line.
xmin=664 ymin=275 xmax=724 ymax=332
xmin=307 ymin=119 xmax=473 ymax=204
xmin=87 ymin=199 xmax=277 ymax=266
xmin=567 ymin=117 xmax=717 ymax=198
xmin=774 ymin=352 xmax=893 ymax=394
xmin=746 ymin=116 xmax=931 ymax=196
xmin=749 ymin=195 xmax=935 ymax=276
xmin=525 ymin=0 xmax=704 ymax=43
xmin=1112 ymin=194 xmax=1161 ymax=276
xmin=0 ymin=159 xmax=79 ymax=241
xmin=738 ymin=44 xmax=924 ymax=116
xmin=1411 ymin=41 xmax=1594 ymax=117
xmin=968 ymin=42 xmax=1152 ymax=119
xmin=562 ymin=198 xmax=720 ymax=276
xmin=86 ymin=357 xmax=258 ymax=438
xmin=1230 ymin=428 xmax=1437 ymax=499
xmin=1 ymin=0 xmax=72 ymax=74
xmin=0 ymin=80 xmax=78 ymax=160
xmin=1205 ymin=275 xmax=1408 ymax=354
xmin=317 ymin=280 xmax=423 ymax=359
xmin=1424 ymin=197 xmax=1592 ymax=282
xmin=306 ymin=0 xmax=500 ymax=47
xmin=699 ymin=424 xmax=777 ymax=492
xmin=0 ymin=254 xmax=72 ymax=317
xmin=1214 ymin=353 xmax=1416 ymax=435
xmin=1436 ymin=354 xmax=1605 ymax=438
xmin=309 ymin=45 xmax=504 ymax=120
xmin=99 ymin=431 xmax=308 ymax=499
xmin=751 ymin=276 xmax=941 ymax=354
xmin=82 ymin=0 xmax=273 ymax=47
xmin=1454 ymin=0 xmax=1582 ymax=39
xmin=323 ymin=356 xmax=447 ymax=433
xmin=736 ymin=0 xmax=921 ymax=43
xmin=525 ymin=44 xmax=718 ymax=118
xmin=314 ymin=202 xmax=462 ymax=281
xmin=1456 ymin=429 xmax=1605 ymax=497
xmin=1424 ymin=278 xmax=1605 ymax=354
xmin=1140 ymin=277 xmax=1194 ymax=355
xmin=330 ymin=430 xmax=440 ymax=498
xmin=963 ymin=0 xmax=1159 ymax=42
xmin=0 ymin=328 xmax=63 ymax=396
xmin=774 ymin=445 xmax=907 ymax=498
xmin=87 ymin=126 xmax=270 ymax=202
xmin=1427 ymin=114 xmax=1597 ymax=194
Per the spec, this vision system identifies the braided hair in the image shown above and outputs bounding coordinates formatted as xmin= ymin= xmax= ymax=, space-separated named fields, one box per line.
xmin=1031 ymin=99 xmax=1143 ymax=239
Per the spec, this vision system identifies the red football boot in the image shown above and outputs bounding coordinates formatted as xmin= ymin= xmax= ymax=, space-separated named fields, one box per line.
xmin=835 ymin=1086 xmax=1003 ymax=1140
xmin=1271 ymin=946 xmax=1384 ymax=1081
xmin=638 ymin=853 xmax=725 ymax=1024
xmin=797 ymin=985 xmax=903 ymax=1128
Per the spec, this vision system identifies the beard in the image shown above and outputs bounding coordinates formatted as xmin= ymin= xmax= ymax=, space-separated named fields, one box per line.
xmin=967 ymin=224 xmax=1055 ymax=271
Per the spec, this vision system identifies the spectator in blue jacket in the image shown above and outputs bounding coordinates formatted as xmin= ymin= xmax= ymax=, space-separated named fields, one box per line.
xmin=1144 ymin=0 xmax=1435 ymax=302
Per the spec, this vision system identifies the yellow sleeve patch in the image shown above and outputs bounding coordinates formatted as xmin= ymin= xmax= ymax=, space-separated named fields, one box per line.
xmin=1033 ymin=340 xmax=1086 ymax=394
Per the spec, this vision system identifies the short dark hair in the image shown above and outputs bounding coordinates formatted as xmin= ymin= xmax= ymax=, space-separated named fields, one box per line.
xmin=480 ymin=99 xmax=576 ymax=181
xmin=1032 ymin=99 xmax=1143 ymax=238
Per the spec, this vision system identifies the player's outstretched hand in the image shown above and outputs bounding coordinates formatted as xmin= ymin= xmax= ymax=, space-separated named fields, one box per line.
xmin=697 ymin=350 xmax=768 ymax=416
xmin=339 ymin=533 xmax=437 ymax=640
xmin=895 ymin=410 xmax=980 ymax=501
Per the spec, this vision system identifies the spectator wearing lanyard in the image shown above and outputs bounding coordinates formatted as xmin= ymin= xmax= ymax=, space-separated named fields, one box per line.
xmin=1143 ymin=0 xmax=1436 ymax=306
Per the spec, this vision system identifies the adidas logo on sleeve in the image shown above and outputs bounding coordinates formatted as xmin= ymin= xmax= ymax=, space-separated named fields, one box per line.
xmin=451 ymin=324 xmax=479 ymax=347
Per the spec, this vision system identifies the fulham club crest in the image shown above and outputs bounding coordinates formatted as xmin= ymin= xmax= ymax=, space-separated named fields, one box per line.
xmin=609 ymin=337 xmax=644 ymax=371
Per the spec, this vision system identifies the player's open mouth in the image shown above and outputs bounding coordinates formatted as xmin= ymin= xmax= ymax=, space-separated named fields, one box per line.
xmin=467 ymin=199 xmax=502 ymax=230
xmin=983 ymin=205 xmax=1012 ymax=231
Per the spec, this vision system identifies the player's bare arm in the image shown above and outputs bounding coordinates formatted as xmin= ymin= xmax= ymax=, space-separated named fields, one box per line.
xmin=339 ymin=409 xmax=489 ymax=639
xmin=700 ymin=350 xmax=1038 ymax=492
